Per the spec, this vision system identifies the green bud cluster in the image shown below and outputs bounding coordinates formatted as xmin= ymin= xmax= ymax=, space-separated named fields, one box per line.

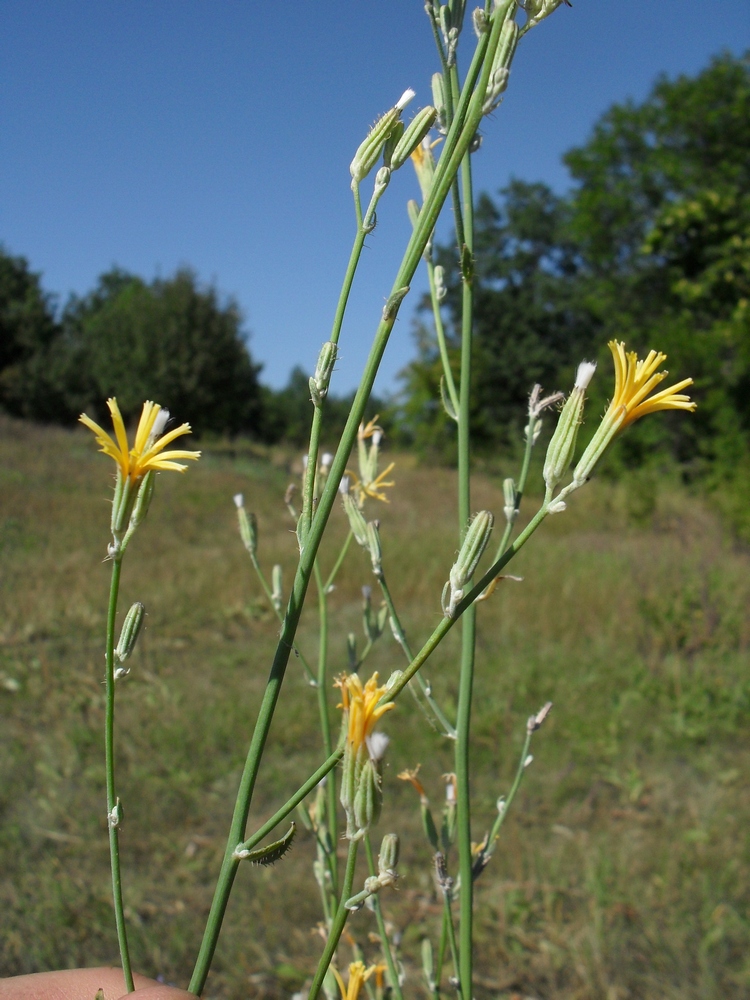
xmin=350 ymin=89 xmax=415 ymax=186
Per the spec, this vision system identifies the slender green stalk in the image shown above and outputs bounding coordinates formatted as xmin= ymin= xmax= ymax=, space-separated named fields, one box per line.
xmin=313 ymin=559 xmax=339 ymax=892
xmin=234 ymin=748 xmax=343 ymax=856
xmin=443 ymin=894 xmax=461 ymax=998
xmin=388 ymin=503 xmax=549 ymax=704
xmin=364 ymin=835 xmax=404 ymax=1000
xmin=308 ymin=839 xmax=360 ymax=1000
xmin=249 ymin=551 xmax=316 ymax=684
xmin=104 ymin=557 xmax=134 ymax=993
xmin=494 ymin=412 xmax=539 ymax=559
xmin=454 ymin=97 xmax=477 ymax=1000
xmin=427 ymin=261 xmax=460 ymax=418
xmin=191 ymin=15 xmax=510 ymax=990
xmin=435 ymin=907 xmax=449 ymax=997
xmin=378 ymin=572 xmax=455 ymax=738
xmin=487 ymin=727 xmax=533 ymax=846
xmin=324 ymin=530 xmax=354 ymax=593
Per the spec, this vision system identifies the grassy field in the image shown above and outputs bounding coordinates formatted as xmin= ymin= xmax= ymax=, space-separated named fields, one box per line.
xmin=1 ymin=415 xmax=749 ymax=999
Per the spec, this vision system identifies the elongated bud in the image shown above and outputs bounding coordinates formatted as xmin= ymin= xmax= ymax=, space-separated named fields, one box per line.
xmin=271 ymin=564 xmax=283 ymax=613
xmin=422 ymin=938 xmax=435 ymax=993
xmin=543 ymin=361 xmax=596 ymax=496
xmin=115 ymin=602 xmax=145 ymax=673
xmin=128 ymin=471 xmax=156 ymax=533
xmin=390 ymin=106 xmax=438 ymax=170
xmin=407 ymin=198 xmax=420 ymax=230
xmin=522 ymin=0 xmax=570 ymax=30
xmin=353 ymin=756 xmax=383 ymax=836
xmin=379 ymin=832 xmax=400 ymax=874
xmin=411 ymin=136 xmax=437 ymax=202
xmin=347 ymin=632 xmax=357 ymax=671
xmin=431 ymin=72 xmax=448 ymax=132
xmin=482 ymin=18 xmax=520 ymax=115
xmin=350 ymin=89 xmax=415 ymax=185
xmin=235 ymin=499 xmax=258 ymax=557
xmin=309 ymin=341 xmax=338 ymax=406
xmin=444 ymin=511 xmax=494 ymax=616
xmin=503 ymin=478 xmax=517 ymax=524
xmin=434 ymin=264 xmax=447 ymax=302
xmin=366 ymin=520 xmax=383 ymax=577
xmin=382 ymin=121 xmax=404 ymax=168
xmin=342 ymin=492 xmax=369 ymax=547
xmin=111 ymin=468 xmax=136 ymax=540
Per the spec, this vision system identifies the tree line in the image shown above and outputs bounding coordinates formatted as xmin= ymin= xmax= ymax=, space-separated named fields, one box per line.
xmin=2 ymin=52 xmax=748 ymax=478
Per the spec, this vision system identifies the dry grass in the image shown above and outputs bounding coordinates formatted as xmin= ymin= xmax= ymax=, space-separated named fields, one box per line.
xmin=1 ymin=416 xmax=749 ymax=999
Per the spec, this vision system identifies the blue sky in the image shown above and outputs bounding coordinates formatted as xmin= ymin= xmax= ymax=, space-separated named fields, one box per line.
xmin=1 ymin=2 xmax=748 ymax=395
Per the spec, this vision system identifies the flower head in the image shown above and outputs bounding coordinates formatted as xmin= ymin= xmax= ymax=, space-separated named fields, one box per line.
xmin=336 ymin=671 xmax=395 ymax=753
xmin=80 ymin=398 xmax=200 ymax=482
xmin=332 ymin=962 xmax=380 ymax=1000
xmin=571 ymin=342 xmax=695 ymax=488
xmin=346 ymin=416 xmax=395 ymax=505
xmin=605 ymin=341 xmax=696 ymax=430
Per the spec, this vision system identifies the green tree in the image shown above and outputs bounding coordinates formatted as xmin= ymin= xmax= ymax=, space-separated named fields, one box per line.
xmin=0 ymin=246 xmax=63 ymax=420
xmin=64 ymin=268 xmax=264 ymax=436
xmin=564 ymin=51 xmax=750 ymax=470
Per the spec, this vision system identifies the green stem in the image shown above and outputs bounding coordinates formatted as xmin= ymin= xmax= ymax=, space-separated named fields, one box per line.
xmin=234 ymin=748 xmax=343 ymax=856
xmin=493 ymin=412 xmax=538 ymax=561
xmin=324 ymin=530 xmax=354 ymax=593
xmin=104 ymin=557 xmax=134 ymax=993
xmin=308 ymin=838 xmax=360 ymax=1000
xmin=388 ymin=503 xmax=549 ymax=703
xmin=250 ymin=552 xmax=316 ymax=684
xmin=455 ymin=96 xmax=476 ymax=1000
xmin=313 ymin=560 xmax=339 ymax=892
xmin=435 ymin=907 xmax=448 ymax=996
xmin=487 ymin=727 xmax=533 ymax=847
xmin=364 ymin=835 xmax=404 ymax=1000
xmin=443 ymin=893 xmax=461 ymax=998
xmin=427 ymin=260 xmax=460 ymax=418
xmin=378 ymin=572 xmax=455 ymax=738
xmin=190 ymin=15 xmax=510 ymax=991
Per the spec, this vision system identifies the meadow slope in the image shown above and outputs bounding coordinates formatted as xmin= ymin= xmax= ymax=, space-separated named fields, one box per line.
xmin=1 ymin=417 xmax=749 ymax=999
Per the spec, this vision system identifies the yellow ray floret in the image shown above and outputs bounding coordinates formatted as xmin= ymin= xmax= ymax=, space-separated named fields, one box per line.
xmin=332 ymin=961 xmax=381 ymax=1000
xmin=606 ymin=340 xmax=696 ymax=430
xmin=79 ymin=398 xmax=200 ymax=481
xmin=346 ymin=463 xmax=396 ymax=504
xmin=336 ymin=671 xmax=395 ymax=751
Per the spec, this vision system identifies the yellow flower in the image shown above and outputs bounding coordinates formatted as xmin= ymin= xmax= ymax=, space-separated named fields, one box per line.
xmin=79 ymin=398 xmax=200 ymax=481
xmin=332 ymin=962 xmax=380 ymax=1000
xmin=572 ymin=342 xmax=695 ymax=488
xmin=346 ymin=416 xmax=395 ymax=505
xmin=605 ymin=340 xmax=696 ymax=429
xmin=336 ymin=671 xmax=395 ymax=752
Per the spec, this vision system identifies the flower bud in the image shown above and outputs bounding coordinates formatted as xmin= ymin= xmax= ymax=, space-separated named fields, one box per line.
xmin=236 ymin=501 xmax=258 ymax=557
xmin=342 ymin=492 xmax=369 ymax=547
xmin=444 ymin=511 xmax=494 ymax=616
xmin=365 ymin=520 xmax=383 ymax=577
xmin=350 ymin=89 xmax=415 ymax=185
xmin=543 ymin=361 xmax=596 ymax=495
xmin=431 ymin=72 xmax=448 ymax=131
xmin=390 ymin=106 xmax=438 ymax=170
xmin=115 ymin=602 xmax=145 ymax=670
xmin=378 ymin=832 xmax=400 ymax=874
xmin=309 ymin=341 xmax=338 ymax=406
xmin=353 ymin=756 xmax=383 ymax=835
xmin=271 ymin=564 xmax=283 ymax=613
xmin=503 ymin=478 xmax=517 ymax=524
